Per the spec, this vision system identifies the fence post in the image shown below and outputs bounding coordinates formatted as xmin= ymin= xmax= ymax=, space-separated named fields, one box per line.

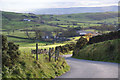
xmin=57 ymin=48 xmax=59 ymax=60
xmin=49 ymin=48 xmax=51 ymax=62
xmin=36 ymin=43 xmax=38 ymax=60
xmin=55 ymin=47 xmax=57 ymax=62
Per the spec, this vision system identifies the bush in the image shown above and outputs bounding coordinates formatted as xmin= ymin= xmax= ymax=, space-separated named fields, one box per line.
xmin=56 ymin=43 xmax=75 ymax=54
xmin=2 ymin=35 xmax=21 ymax=67
xmin=75 ymin=37 xmax=88 ymax=49
xmin=73 ymin=37 xmax=88 ymax=56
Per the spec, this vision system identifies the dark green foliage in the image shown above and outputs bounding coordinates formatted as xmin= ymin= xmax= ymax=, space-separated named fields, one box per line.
xmin=56 ymin=43 xmax=75 ymax=54
xmin=2 ymin=35 xmax=8 ymax=51
xmin=73 ymin=37 xmax=88 ymax=56
xmin=2 ymin=35 xmax=20 ymax=67
xmin=75 ymin=37 xmax=88 ymax=49
xmin=60 ymin=28 xmax=79 ymax=37
xmin=89 ymin=30 xmax=120 ymax=44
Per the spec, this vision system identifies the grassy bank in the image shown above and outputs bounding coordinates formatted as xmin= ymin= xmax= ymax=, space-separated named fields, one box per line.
xmin=3 ymin=53 xmax=70 ymax=79
xmin=73 ymin=39 xmax=120 ymax=63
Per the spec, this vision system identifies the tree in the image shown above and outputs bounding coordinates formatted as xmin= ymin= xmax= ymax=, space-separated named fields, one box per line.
xmin=75 ymin=37 xmax=88 ymax=49
xmin=34 ymin=30 xmax=42 ymax=40
xmin=73 ymin=37 xmax=88 ymax=56
xmin=25 ymin=30 xmax=30 ymax=38
xmin=61 ymin=28 xmax=78 ymax=37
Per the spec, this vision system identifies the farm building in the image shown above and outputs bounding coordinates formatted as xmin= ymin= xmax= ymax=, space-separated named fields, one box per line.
xmin=77 ymin=30 xmax=93 ymax=36
xmin=77 ymin=30 xmax=99 ymax=36
xmin=41 ymin=32 xmax=53 ymax=40
xmin=21 ymin=19 xmax=31 ymax=21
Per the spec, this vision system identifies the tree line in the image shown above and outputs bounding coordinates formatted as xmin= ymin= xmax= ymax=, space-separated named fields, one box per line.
xmin=88 ymin=30 xmax=120 ymax=44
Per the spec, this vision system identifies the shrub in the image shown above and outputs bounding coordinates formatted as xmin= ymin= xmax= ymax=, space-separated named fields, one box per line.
xmin=73 ymin=37 xmax=88 ymax=56
xmin=75 ymin=37 xmax=88 ymax=49
xmin=56 ymin=43 xmax=75 ymax=54
xmin=2 ymin=35 xmax=21 ymax=67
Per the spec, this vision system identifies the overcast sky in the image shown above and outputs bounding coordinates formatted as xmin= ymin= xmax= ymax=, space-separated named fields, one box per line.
xmin=0 ymin=0 xmax=119 ymax=12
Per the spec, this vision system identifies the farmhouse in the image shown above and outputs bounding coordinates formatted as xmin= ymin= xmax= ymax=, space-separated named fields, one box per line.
xmin=77 ymin=30 xmax=93 ymax=36
xmin=77 ymin=30 xmax=99 ymax=36
xmin=22 ymin=19 xmax=31 ymax=21
xmin=41 ymin=32 xmax=53 ymax=40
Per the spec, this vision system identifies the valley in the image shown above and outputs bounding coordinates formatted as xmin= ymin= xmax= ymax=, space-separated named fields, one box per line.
xmin=1 ymin=11 xmax=120 ymax=79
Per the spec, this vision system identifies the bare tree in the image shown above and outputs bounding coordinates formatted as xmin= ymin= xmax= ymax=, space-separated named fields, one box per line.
xmin=25 ymin=30 xmax=30 ymax=38
xmin=34 ymin=29 xmax=42 ymax=40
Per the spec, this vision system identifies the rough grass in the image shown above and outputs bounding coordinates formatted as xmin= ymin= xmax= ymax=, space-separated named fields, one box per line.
xmin=3 ymin=42 xmax=70 ymax=79
xmin=3 ymin=53 xmax=70 ymax=78
xmin=73 ymin=39 xmax=120 ymax=63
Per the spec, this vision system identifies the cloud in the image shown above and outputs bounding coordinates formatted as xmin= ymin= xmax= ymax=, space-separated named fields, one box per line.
xmin=0 ymin=0 xmax=119 ymax=12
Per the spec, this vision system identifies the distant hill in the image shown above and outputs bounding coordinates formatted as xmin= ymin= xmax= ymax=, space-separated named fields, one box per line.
xmin=31 ymin=6 xmax=118 ymax=15
xmin=56 ymin=12 xmax=118 ymax=21
xmin=2 ymin=11 xmax=118 ymax=30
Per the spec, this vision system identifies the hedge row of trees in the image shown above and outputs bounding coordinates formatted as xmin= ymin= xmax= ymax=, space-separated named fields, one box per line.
xmin=56 ymin=37 xmax=88 ymax=55
xmin=88 ymin=30 xmax=120 ymax=44
xmin=56 ymin=43 xmax=76 ymax=54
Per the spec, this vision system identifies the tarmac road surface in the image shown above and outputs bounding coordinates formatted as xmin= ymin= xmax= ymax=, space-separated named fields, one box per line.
xmin=57 ymin=54 xmax=118 ymax=78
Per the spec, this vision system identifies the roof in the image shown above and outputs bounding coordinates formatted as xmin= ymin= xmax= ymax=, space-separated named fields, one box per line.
xmin=77 ymin=30 xmax=94 ymax=34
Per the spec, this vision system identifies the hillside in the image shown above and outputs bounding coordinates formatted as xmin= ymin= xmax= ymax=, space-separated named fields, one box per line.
xmin=2 ymin=11 xmax=60 ymax=31
xmin=73 ymin=30 xmax=120 ymax=63
xmin=2 ymin=11 xmax=118 ymax=30
xmin=56 ymin=12 xmax=118 ymax=21
xmin=30 ymin=6 xmax=118 ymax=15
xmin=73 ymin=38 xmax=120 ymax=63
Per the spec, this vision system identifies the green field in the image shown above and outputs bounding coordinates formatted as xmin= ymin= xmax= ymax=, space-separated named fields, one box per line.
xmin=2 ymin=11 xmax=118 ymax=30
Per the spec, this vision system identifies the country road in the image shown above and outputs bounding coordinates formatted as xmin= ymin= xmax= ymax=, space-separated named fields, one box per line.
xmin=58 ymin=54 xmax=118 ymax=78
